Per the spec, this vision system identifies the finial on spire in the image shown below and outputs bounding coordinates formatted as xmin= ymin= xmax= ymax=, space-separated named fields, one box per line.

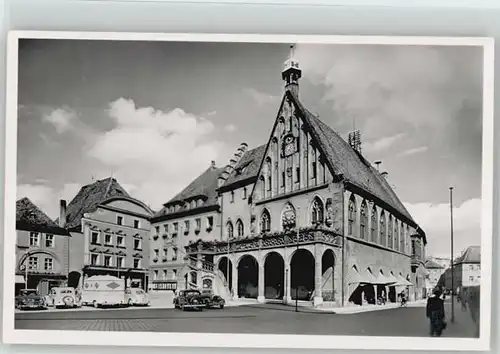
xmin=289 ymin=44 xmax=295 ymax=59
xmin=282 ymin=43 xmax=301 ymax=96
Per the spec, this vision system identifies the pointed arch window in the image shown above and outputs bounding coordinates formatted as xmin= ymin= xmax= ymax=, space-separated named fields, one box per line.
xmin=387 ymin=215 xmax=393 ymax=249
xmin=282 ymin=203 xmax=296 ymax=230
xmin=380 ymin=211 xmax=386 ymax=246
xmin=236 ymin=219 xmax=244 ymax=238
xmin=226 ymin=221 xmax=234 ymax=239
xmin=261 ymin=209 xmax=271 ymax=233
xmin=360 ymin=200 xmax=368 ymax=240
xmin=348 ymin=196 xmax=357 ymax=236
xmin=370 ymin=206 xmax=377 ymax=243
xmin=311 ymin=197 xmax=324 ymax=224
xmin=399 ymin=222 xmax=405 ymax=252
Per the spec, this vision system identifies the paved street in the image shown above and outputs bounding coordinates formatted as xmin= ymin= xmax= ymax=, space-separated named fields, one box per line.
xmin=15 ymin=300 xmax=477 ymax=337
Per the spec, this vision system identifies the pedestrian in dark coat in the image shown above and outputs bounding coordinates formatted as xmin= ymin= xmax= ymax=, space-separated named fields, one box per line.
xmin=426 ymin=288 xmax=446 ymax=337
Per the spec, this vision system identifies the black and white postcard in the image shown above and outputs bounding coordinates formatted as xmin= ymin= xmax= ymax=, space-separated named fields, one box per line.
xmin=2 ymin=32 xmax=494 ymax=351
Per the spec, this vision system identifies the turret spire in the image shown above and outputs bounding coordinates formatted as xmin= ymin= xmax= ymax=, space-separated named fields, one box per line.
xmin=282 ymin=44 xmax=302 ymax=97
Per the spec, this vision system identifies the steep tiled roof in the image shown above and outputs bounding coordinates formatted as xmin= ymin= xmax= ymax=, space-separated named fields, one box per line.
xmin=425 ymin=259 xmax=444 ymax=269
xmin=16 ymin=197 xmax=69 ymax=235
xmin=289 ymin=91 xmax=416 ymax=225
xmin=455 ymin=245 xmax=481 ymax=264
xmin=153 ymin=165 xmax=224 ymax=219
xmin=62 ymin=177 xmax=131 ymax=231
xmin=220 ymin=144 xmax=267 ymax=190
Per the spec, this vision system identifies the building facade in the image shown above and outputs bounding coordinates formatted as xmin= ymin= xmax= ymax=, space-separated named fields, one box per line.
xmin=149 ymin=161 xmax=224 ymax=291
xmin=61 ymin=177 xmax=153 ymax=290
xmin=439 ymin=246 xmax=481 ymax=293
xmin=184 ymin=46 xmax=427 ymax=307
xmin=15 ymin=197 xmax=70 ymax=296
xmin=424 ymin=259 xmax=445 ymax=298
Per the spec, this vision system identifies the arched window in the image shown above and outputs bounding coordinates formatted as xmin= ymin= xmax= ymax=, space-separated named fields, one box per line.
xmin=281 ymin=203 xmax=296 ymax=230
xmin=370 ymin=206 xmax=377 ymax=242
xmin=261 ymin=209 xmax=271 ymax=233
xmin=387 ymin=215 xmax=393 ymax=248
xmin=360 ymin=200 xmax=367 ymax=240
xmin=394 ymin=219 xmax=399 ymax=251
xmin=259 ymin=176 xmax=265 ymax=198
xmin=348 ymin=196 xmax=356 ymax=236
xmin=265 ymin=157 xmax=272 ymax=195
xmin=311 ymin=197 xmax=324 ymax=224
xmin=380 ymin=211 xmax=386 ymax=246
xmin=236 ymin=219 xmax=244 ymax=237
xmin=226 ymin=221 xmax=234 ymax=239
xmin=399 ymin=223 xmax=405 ymax=252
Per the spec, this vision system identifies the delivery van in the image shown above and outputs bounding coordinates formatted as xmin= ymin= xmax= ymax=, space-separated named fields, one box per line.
xmin=80 ymin=275 xmax=126 ymax=308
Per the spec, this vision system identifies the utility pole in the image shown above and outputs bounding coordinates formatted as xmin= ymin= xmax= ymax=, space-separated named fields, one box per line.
xmin=450 ymin=187 xmax=455 ymax=323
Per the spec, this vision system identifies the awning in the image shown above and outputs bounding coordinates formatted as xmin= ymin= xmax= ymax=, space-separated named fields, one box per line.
xmin=15 ymin=275 xmax=25 ymax=284
xmin=387 ymin=272 xmax=400 ymax=284
xmin=374 ymin=272 xmax=396 ymax=285
xmin=347 ymin=268 xmax=378 ymax=284
xmin=396 ymin=274 xmax=413 ymax=286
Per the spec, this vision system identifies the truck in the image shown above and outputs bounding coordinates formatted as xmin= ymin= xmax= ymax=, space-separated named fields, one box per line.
xmin=80 ymin=275 xmax=126 ymax=308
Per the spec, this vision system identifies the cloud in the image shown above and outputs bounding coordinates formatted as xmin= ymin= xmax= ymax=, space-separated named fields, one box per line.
xmin=294 ymin=44 xmax=482 ymax=141
xmin=398 ymin=146 xmax=429 ymax=157
xmin=42 ymin=107 xmax=78 ymax=134
xmin=243 ymin=88 xmax=280 ymax=107
xmin=206 ymin=111 xmax=217 ymax=117
xmin=224 ymin=124 xmax=237 ymax=132
xmin=404 ymin=198 xmax=481 ymax=258
xmin=364 ymin=133 xmax=406 ymax=153
xmin=17 ymin=182 xmax=82 ymax=219
xmin=88 ymin=98 xmax=226 ymax=210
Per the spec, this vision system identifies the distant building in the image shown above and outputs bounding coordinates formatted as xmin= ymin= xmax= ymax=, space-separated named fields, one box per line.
xmin=60 ymin=177 xmax=154 ymax=290
xmin=439 ymin=246 xmax=481 ymax=292
xmin=429 ymin=256 xmax=451 ymax=270
xmin=149 ymin=161 xmax=224 ymax=291
xmin=423 ymin=259 xmax=445 ymax=298
xmin=15 ymin=197 xmax=70 ymax=296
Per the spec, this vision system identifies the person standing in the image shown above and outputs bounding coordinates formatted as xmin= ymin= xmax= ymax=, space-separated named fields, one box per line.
xmin=426 ymin=288 xmax=446 ymax=337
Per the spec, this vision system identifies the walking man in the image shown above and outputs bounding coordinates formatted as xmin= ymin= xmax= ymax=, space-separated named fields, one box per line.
xmin=426 ymin=288 xmax=446 ymax=337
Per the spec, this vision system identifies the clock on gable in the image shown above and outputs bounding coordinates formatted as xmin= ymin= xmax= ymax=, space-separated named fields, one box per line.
xmin=282 ymin=133 xmax=297 ymax=157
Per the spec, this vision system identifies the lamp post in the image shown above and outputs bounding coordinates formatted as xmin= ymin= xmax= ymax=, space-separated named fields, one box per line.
xmin=294 ymin=206 xmax=300 ymax=313
xmin=450 ymin=187 xmax=455 ymax=323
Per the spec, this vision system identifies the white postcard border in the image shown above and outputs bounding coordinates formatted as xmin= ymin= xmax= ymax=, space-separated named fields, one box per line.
xmin=2 ymin=31 xmax=495 ymax=351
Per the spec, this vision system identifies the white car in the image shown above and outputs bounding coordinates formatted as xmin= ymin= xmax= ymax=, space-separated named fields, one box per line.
xmin=125 ymin=288 xmax=150 ymax=306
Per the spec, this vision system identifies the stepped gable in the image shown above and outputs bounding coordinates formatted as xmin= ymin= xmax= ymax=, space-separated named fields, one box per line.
xmin=219 ymin=144 xmax=267 ymax=191
xmin=16 ymin=197 xmax=69 ymax=235
xmin=288 ymin=90 xmax=417 ymax=228
xmin=425 ymin=259 xmax=444 ymax=269
xmin=61 ymin=177 xmax=131 ymax=231
xmin=454 ymin=245 xmax=481 ymax=264
xmin=154 ymin=165 xmax=225 ymax=218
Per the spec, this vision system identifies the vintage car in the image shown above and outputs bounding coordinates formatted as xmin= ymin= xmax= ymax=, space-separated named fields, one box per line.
xmin=125 ymin=288 xmax=150 ymax=306
xmin=46 ymin=287 xmax=81 ymax=308
xmin=199 ymin=289 xmax=225 ymax=309
xmin=173 ymin=289 xmax=205 ymax=311
xmin=15 ymin=289 xmax=46 ymax=310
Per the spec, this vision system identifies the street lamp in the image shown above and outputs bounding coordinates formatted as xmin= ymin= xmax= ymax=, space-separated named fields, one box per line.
xmin=450 ymin=187 xmax=455 ymax=323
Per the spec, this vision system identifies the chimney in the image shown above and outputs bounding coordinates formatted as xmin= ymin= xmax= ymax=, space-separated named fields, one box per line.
xmin=59 ymin=199 xmax=67 ymax=227
xmin=211 ymin=160 xmax=216 ymax=169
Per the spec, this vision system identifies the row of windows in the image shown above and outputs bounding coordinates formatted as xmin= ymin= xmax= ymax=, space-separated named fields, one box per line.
xmin=153 ymin=216 xmax=215 ymax=237
xmin=347 ymin=195 xmax=410 ymax=253
xmin=89 ymin=253 xmax=142 ymax=268
xmin=90 ymin=231 xmax=142 ymax=250
xmin=152 ymin=247 xmax=178 ymax=262
xmin=26 ymin=256 xmax=53 ymax=271
xmin=29 ymin=232 xmax=55 ymax=248
xmin=163 ymin=199 xmax=205 ymax=214
xmin=152 ymin=269 xmax=178 ymax=281
xmin=115 ymin=215 xmax=141 ymax=229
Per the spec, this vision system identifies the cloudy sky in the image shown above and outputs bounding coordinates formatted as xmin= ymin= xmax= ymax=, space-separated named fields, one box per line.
xmin=16 ymin=39 xmax=484 ymax=258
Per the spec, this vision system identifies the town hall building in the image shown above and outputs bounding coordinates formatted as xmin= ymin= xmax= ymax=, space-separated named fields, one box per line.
xmin=158 ymin=45 xmax=427 ymax=307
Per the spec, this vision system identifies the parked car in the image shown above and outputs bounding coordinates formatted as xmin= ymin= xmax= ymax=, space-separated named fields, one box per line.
xmin=199 ymin=289 xmax=225 ymax=309
xmin=15 ymin=289 xmax=46 ymax=310
xmin=125 ymin=288 xmax=150 ymax=306
xmin=173 ymin=289 xmax=205 ymax=311
xmin=46 ymin=287 xmax=81 ymax=309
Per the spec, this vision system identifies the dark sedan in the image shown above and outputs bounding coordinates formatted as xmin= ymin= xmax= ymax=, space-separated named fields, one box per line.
xmin=15 ymin=289 xmax=46 ymax=310
xmin=173 ymin=289 xmax=205 ymax=311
